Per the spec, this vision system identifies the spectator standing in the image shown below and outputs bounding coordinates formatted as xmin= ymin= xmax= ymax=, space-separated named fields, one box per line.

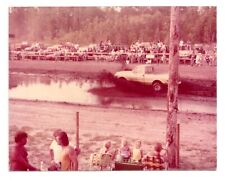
xmin=205 ymin=53 xmax=210 ymax=65
xmin=10 ymin=131 xmax=38 ymax=171
xmin=57 ymin=131 xmax=78 ymax=171
xmin=195 ymin=53 xmax=203 ymax=66
xmin=48 ymin=129 xmax=63 ymax=170
xmin=190 ymin=50 xmax=196 ymax=66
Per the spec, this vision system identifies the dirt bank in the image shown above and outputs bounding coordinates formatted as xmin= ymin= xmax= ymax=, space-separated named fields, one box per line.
xmin=9 ymin=99 xmax=216 ymax=170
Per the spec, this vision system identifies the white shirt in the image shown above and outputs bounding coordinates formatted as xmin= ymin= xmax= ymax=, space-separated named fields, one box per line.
xmin=49 ymin=140 xmax=62 ymax=163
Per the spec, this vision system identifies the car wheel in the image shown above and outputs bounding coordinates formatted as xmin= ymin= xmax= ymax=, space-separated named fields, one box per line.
xmin=118 ymin=77 xmax=129 ymax=88
xmin=118 ymin=77 xmax=127 ymax=84
xmin=152 ymin=81 xmax=163 ymax=92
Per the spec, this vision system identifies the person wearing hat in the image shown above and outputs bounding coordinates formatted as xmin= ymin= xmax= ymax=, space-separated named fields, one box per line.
xmin=10 ymin=131 xmax=38 ymax=171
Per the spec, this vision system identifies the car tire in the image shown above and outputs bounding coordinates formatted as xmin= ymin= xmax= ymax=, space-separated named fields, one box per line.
xmin=118 ymin=77 xmax=129 ymax=87
xmin=118 ymin=77 xmax=127 ymax=83
xmin=152 ymin=81 xmax=163 ymax=92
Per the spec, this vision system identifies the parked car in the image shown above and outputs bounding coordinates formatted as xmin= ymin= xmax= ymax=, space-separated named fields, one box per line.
xmin=179 ymin=43 xmax=192 ymax=58
xmin=114 ymin=65 xmax=169 ymax=92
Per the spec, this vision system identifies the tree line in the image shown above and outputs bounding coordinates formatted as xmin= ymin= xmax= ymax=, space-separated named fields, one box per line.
xmin=9 ymin=7 xmax=216 ymax=46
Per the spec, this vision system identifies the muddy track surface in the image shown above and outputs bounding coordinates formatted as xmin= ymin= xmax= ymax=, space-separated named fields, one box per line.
xmin=9 ymin=61 xmax=216 ymax=97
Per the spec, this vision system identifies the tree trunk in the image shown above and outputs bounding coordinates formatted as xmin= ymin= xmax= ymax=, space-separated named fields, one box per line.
xmin=166 ymin=6 xmax=180 ymax=169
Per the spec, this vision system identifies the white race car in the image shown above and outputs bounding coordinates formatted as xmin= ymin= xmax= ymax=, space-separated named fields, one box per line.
xmin=114 ymin=65 xmax=169 ymax=92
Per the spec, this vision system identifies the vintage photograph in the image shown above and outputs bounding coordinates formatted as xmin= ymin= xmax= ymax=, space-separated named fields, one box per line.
xmin=8 ymin=6 xmax=216 ymax=171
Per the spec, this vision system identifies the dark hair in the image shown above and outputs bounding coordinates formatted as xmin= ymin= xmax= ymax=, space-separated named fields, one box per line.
xmin=58 ymin=131 xmax=69 ymax=146
xmin=15 ymin=131 xmax=28 ymax=143
xmin=154 ymin=142 xmax=162 ymax=152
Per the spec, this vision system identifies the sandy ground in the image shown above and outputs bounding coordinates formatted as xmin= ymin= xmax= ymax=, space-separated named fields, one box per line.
xmin=9 ymin=99 xmax=216 ymax=171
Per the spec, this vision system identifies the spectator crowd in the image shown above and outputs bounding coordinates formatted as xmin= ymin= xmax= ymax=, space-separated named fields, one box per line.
xmin=9 ymin=40 xmax=217 ymax=66
xmin=10 ymin=129 xmax=167 ymax=171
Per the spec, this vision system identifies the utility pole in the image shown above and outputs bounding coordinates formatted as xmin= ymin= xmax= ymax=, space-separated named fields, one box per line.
xmin=166 ymin=6 xmax=180 ymax=169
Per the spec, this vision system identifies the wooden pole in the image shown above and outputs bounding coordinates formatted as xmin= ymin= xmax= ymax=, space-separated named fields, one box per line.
xmin=176 ymin=123 xmax=180 ymax=168
xmin=76 ymin=112 xmax=79 ymax=149
xmin=166 ymin=6 xmax=180 ymax=169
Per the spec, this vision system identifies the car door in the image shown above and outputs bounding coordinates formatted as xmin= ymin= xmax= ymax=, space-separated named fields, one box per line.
xmin=130 ymin=66 xmax=145 ymax=83
xmin=143 ymin=66 xmax=154 ymax=85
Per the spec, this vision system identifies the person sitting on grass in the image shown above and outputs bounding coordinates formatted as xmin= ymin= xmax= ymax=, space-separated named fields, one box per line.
xmin=10 ymin=130 xmax=38 ymax=171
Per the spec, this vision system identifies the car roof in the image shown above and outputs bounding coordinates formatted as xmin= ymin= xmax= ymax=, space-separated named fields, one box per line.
xmin=135 ymin=64 xmax=154 ymax=68
xmin=133 ymin=65 xmax=154 ymax=71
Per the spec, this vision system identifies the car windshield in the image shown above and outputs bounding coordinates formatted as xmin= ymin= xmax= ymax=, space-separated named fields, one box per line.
xmin=133 ymin=66 xmax=154 ymax=74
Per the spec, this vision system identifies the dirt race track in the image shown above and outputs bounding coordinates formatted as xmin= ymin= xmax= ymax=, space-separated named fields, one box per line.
xmin=9 ymin=60 xmax=217 ymax=170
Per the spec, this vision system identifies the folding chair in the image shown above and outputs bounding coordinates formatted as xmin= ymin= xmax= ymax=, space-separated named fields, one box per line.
xmin=90 ymin=153 xmax=112 ymax=170
xmin=99 ymin=153 xmax=112 ymax=170
xmin=90 ymin=153 xmax=101 ymax=168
